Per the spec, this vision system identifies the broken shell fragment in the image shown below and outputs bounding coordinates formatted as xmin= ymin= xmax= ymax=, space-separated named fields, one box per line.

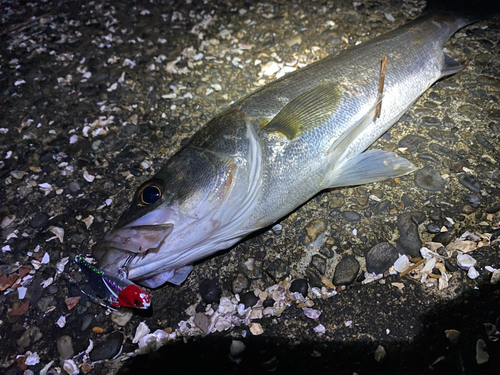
xmin=133 ymin=322 xmax=151 ymax=344
xmin=457 ymin=253 xmax=476 ymax=270
xmin=393 ymin=254 xmax=410 ymax=273
xmin=467 ymin=266 xmax=479 ymax=279
xmin=249 ymin=322 xmax=264 ymax=335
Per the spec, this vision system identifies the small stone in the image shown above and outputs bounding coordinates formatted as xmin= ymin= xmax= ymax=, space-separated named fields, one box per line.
xmin=395 ymin=212 xmax=425 ymax=257
xmin=459 ymin=174 xmax=482 ymax=193
xmin=366 ymin=242 xmax=398 ymax=274
xmin=415 ymin=166 xmax=446 ymax=191
xmin=81 ymin=314 xmax=93 ymax=331
xmin=57 ymin=335 xmax=74 ymax=359
xmin=193 ymin=312 xmax=210 ymax=334
xmin=240 ymin=291 xmax=259 ymax=308
xmin=111 ymin=309 xmax=133 ymax=327
xmin=249 ymin=322 xmax=264 ymax=336
xmin=305 ymin=268 xmax=323 ymax=288
xmin=90 ymin=332 xmax=123 ymax=361
xmin=304 ymin=219 xmax=327 ymax=245
xmin=398 ymin=134 xmax=426 ymax=152
xmin=285 ymin=34 xmax=302 ymax=47
xmin=17 ymin=326 xmax=42 ymax=349
xmin=445 ymin=329 xmax=460 ymax=344
xmin=232 ymin=273 xmax=250 ymax=294
xmin=426 ymin=223 xmax=441 ymax=234
xmin=319 ymin=246 xmax=335 ymax=258
xmin=199 ymin=279 xmax=222 ymax=304
xmin=290 ymin=279 xmax=308 ymax=297
xmin=265 ymin=258 xmax=289 ymax=282
xmin=432 ymin=232 xmax=454 ymax=246
xmin=374 ymin=345 xmax=387 ymax=363
xmin=230 ymin=340 xmax=246 ymax=357
xmin=29 ymin=212 xmax=49 ymax=229
xmin=92 ymin=326 xmax=104 ymax=334
xmin=333 ymin=255 xmax=360 ymax=285
xmin=342 ymin=211 xmax=361 ymax=222
xmin=329 ymin=196 xmax=344 ymax=208
xmin=310 ymin=254 xmax=327 ymax=275
xmin=476 ymin=339 xmax=489 ymax=364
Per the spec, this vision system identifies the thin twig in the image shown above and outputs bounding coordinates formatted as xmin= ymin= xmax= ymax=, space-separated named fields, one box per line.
xmin=376 ymin=55 xmax=387 ymax=118
xmin=399 ymin=257 xmax=426 ymax=278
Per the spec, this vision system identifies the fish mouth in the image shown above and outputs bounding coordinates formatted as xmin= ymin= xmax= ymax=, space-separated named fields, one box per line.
xmin=92 ymin=223 xmax=174 ymax=276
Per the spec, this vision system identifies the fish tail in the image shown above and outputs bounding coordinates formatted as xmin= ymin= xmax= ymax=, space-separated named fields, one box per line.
xmin=425 ymin=0 xmax=500 ymax=26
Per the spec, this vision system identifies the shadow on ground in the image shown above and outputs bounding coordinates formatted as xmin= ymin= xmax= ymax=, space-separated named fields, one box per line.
xmin=117 ymin=282 xmax=500 ymax=375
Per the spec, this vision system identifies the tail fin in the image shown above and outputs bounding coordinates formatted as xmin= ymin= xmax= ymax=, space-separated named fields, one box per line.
xmin=426 ymin=0 xmax=500 ymax=25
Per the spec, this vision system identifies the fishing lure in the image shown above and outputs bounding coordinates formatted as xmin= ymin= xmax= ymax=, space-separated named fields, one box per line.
xmin=75 ymin=255 xmax=151 ymax=310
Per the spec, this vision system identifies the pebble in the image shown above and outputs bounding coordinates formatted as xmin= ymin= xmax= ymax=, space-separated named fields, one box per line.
xmin=89 ymin=331 xmax=123 ymax=361
xmin=81 ymin=314 xmax=93 ymax=331
xmin=265 ymin=258 xmax=289 ymax=282
xmin=57 ymin=335 xmax=74 ymax=359
xmin=305 ymin=269 xmax=323 ymax=288
xmin=230 ymin=340 xmax=246 ymax=357
xmin=199 ymin=279 xmax=222 ymax=304
xmin=485 ymin=203 xmax=500 ymax=214
xmin=375 ymin=200 xmax=391 ymax=212
xmin=319 ymin=245 xmax=335 ymax=259
xmin=68 ymin=181 xmax=81 ymax=192
xmin=374 ymin=345 xmax=387 ymax=363
xmin=290 ymin=279 xmax=308 ymax=297
xmin=342 ymin=211 xmax=361 ymax=222
xmin=366 ymin=242 xmax=398 ymax=274
xmin=426 ymin=223 xmax=441 ymax=234
xmin=29 ymin=212 xmax=49 ymax=229
xmin=333 ymin=255 xmax=360 ymax=285
xmin=445 ymin=329 xmax=460 ymax=344
xmin=459 ymin=174 xmax=482 ymax=193
xmin=304 ymin=219 xmax=327 ymax=244
xmin=249 ymin=322 xmax=264 ymax=336
xmin=395 ymin=212 xmax=425 ymax=258
xmin=414 ymin=166 xmax=446 ymax=191
xmin=239 ymin=291 xmax=259 ymax=308
xmin=310 ymin=254 xmax=327 ymax=275
xmin=421 ymin=116 xmax=440 ymax=127
xmin=232 ymin=273 xmax=250 ymax=294
xmin=329 ymin=196 xmax=345 ymax=208
xmin=432 ymin=232 xmax=454 ymax=246
xmin=398 ymin=134 xmax=427 ymax=153
xmin=241 ymin=256 xmax=263 ymax=280
xmin=285 ymin=34 xmax=302 ymax=47
xmin=111 ymin=309 xmax=133 ymax=327
xmin=476 ymin=339 xmax=489 ymax=364
xmin=17 ymin=326 xmax=42 ymax=349
xmin=193 ymin=312 xmax=210 ymax=334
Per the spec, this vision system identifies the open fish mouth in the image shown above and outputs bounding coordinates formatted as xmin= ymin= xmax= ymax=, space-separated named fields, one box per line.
xmin=92 ymin=223 xmax=174 ymax=275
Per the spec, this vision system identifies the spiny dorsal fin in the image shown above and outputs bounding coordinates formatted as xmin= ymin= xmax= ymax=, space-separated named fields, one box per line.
xmin=261 ymin=81 xmax=342 ymax=140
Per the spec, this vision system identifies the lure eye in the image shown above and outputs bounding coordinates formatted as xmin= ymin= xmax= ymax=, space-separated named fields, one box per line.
xmin=138 ymin=181 xmax=163 ymax=205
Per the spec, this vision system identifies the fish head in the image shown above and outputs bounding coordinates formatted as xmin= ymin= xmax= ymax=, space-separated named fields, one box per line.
xmin=93 ymin=146 xmax=239 ymax=285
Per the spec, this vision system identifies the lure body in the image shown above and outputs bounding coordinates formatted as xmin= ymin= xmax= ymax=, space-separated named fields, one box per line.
xmin=75 ymin=255 xmax=151 ymax=310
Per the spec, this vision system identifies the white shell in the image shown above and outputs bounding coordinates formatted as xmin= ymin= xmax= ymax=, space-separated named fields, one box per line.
xmin=314 ymin=324 xmax=326 ymax=334
xmin=62 ymin=359 xmax=79 ymax=375
xmin=393 ymin=255 xmax=410 ymax=273
xmin=303 ymin=307 xmax=321 ymax=319
xmin=468 ymin=266 xmax=480 ymax=279
xmin=133 ymin=322 xmax=151 ymax=344
xmin=457 ymin=253 xmax=477 ymax=270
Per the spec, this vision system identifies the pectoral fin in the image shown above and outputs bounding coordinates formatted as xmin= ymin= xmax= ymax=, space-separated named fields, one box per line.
xmin=262 ymin=81 xmax=342 ymax=140
xmin=327 ymin=94 xmax=383 ymax=164
xmin=137 ymin=265 xmax=193 ymax=288
xmin=323 ymin=149 xmax=417 ymax=188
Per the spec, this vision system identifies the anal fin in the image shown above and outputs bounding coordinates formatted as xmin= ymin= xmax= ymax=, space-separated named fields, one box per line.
xmin=440 ymin=53 xmax=466 ymax=78
xmin=323 ymin=149 xmax=417 ymax=188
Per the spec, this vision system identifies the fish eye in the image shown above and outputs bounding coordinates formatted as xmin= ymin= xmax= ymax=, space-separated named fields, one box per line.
xmin=138 ymin=181 xmax=163 ymax=205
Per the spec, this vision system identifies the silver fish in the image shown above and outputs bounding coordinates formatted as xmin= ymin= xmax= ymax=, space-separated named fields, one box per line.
xmin=93 ymin=6 xmax=485 ymax=287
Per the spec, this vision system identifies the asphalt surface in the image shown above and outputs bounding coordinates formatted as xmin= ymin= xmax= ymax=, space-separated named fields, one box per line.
xmin=1 ymin=0 xmax=500 ymax=374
